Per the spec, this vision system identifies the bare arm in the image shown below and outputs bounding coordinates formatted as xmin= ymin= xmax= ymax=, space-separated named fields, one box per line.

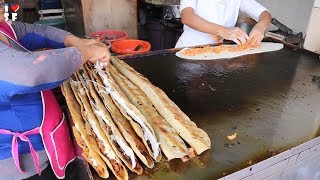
xmin=248 ymin=10 xmax=272 ymax=44
xmin=64 ymin=34 xmax=110 ymax=65
xmin=181 ymin=7 xmax=249 ymax=44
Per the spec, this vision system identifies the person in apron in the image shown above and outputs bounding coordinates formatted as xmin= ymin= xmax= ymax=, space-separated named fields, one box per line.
xmin=0 ymin=1 xmax=110 ymax=179
xmin=176 ymin=0 xmax=272 ymax=48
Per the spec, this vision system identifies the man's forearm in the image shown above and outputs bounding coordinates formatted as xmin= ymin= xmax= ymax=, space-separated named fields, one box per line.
xmin=256 ymin=10 xmax=272 ymax=32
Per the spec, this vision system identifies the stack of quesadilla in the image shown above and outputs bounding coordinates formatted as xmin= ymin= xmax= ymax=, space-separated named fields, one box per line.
xmin=61 ymin=58 xmax=211 ymax=180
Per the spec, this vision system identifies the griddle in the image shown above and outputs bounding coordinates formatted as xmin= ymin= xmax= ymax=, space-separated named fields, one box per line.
xmin=112 ymin=41 xmax=320 ymax=179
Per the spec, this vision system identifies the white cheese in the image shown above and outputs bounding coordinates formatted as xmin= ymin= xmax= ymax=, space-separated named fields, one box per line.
xmin=111 ymin=135 xmax=136 ymax=168
xmin=88 ymin=119 xmax=117 ymax=160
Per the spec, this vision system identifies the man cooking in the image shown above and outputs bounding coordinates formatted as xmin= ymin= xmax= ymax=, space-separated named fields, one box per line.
xmin=176 ymin=0 xmax=272 ymax=48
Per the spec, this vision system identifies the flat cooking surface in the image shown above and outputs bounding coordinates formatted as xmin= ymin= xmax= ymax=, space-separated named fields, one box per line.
xmin=119 ymin=45 xmax=320 ymax=180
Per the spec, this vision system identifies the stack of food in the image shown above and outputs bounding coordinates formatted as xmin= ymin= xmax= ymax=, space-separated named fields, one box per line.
xmin=61 ymin=57 xmax=211 ymax=180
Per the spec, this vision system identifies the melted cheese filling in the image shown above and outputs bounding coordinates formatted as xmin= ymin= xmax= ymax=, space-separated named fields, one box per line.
xmin=93 ymin=107 xmax=136 ymax=168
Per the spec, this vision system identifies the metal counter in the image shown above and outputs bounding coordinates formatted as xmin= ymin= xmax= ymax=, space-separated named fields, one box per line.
xmin=116 ymin=43 xmax=320 ymax=179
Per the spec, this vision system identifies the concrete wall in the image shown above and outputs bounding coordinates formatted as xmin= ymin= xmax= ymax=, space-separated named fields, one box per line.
xmin=256 ymin=0 xmax=314 ymax=34
xmin=81 ymin=0 xmax=138 ymax=38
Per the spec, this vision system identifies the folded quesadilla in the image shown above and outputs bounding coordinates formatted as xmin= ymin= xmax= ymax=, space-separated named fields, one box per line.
xmin=61 ymin=82 xmax=109 ymax=179
xmin=93 ymin=62 xmax=161 ymax=162
xmin=70 ymin=74 xmax=128 ymax=180
xmin=109 ymin=65 xmax=189 ymax=160
xmin=86 ymin=64 xmax=155 ymax=168
xmin=111 ymin=57 xmax=211 ymax=155
xmin=79 ymin=65 xmax=143 ymax=174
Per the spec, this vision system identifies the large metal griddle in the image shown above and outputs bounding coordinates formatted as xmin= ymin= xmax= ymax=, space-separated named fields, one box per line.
xmin=111 ymin=41 xmax=320 ymax=180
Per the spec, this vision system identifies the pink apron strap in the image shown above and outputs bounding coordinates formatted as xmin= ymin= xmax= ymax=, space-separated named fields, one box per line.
xmin=0 ymin=21 xmax=18 ymax=41
xmin=0 ymin=127 xmax=41 ymax=175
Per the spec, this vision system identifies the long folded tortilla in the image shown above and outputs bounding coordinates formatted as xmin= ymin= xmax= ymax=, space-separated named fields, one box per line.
xmin=109 ymin=65 xmax=189 ymax=160
xmin=80 ymin=65 xmax=143 ymax=174
xmin=61 ymin=82 xmax=109 ymax=179
xmin=94 ymin=62 xmax=161 ymax=162
xmin=111 ymin=57 xmax=211 ymax=154
xmin=86 ymin=63 xmax=155 ymax=168
xmin=70 ymin=74 xmax=128 ymax=180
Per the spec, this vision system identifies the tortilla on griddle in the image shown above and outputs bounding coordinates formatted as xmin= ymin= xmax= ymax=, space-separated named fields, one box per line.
xmin=109 ymin=65 xmax=189 ymax=160
xmin=86 ymin=63 xmax=155 ymax=168
xmin=111 ymin=57 xmax=211 ymax=155
xmin=61 ymin=81 xmax=109 ymax=179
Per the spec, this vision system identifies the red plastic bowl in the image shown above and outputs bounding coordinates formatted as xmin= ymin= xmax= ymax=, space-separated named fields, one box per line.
xmin=89 ymin=30 xmax=128 ymax=43
xmin=111 ymin=39 xmax=151 ymax=55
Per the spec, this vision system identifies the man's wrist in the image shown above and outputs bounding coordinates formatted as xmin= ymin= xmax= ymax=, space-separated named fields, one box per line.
xmin=255 ymin=22 xmax=268 ymax=33
xmin=216 ymin=26 xmax=227 ymax=37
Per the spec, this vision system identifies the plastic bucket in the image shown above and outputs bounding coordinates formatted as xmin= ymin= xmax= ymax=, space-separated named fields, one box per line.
xmin=111 ymin=39 xmax=151 ymax=55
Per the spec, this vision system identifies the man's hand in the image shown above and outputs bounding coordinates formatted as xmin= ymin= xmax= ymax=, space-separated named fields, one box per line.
xmin=217 ymin=27 xmax=249 ymax=45
xmin=249 ymin=10 xmax=272 ymax=45
xmin=248 ymin=23 xmax=265 ymax=45
xmin=77 ymin=42 xmax=111 ymax=66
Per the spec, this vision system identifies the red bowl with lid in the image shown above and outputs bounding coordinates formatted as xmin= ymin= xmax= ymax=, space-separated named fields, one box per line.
xmin=111 ymin=39 xmax=151 ymax=55
xmin=89 ymin=30 xmax=128 ymax=44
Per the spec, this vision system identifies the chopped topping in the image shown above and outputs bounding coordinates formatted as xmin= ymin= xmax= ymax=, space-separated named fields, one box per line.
xmin=182 ymin=43 xmax=261 ymax=56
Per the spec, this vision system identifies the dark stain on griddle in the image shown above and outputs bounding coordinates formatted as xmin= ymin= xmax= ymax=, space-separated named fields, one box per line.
xmin=122 ymin=46 xmax=320 ymax=180
xmin=311 ymin=75 xmax=320 ymax=88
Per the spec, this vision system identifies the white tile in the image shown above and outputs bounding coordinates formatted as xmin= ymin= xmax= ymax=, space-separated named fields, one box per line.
xmin=296 ymin=144 xmax=320 ymax=163
xmin=286 ymin=154 xmax=299 ymax=167
xmin=243 ymin=160 xmax=289 ymax=180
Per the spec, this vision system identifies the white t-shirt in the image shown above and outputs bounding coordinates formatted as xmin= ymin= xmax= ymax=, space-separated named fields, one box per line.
xmin=175 ymin=0 xmax=268 ymax=48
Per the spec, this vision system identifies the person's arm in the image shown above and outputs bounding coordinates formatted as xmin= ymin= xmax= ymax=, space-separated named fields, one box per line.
xmin=181 ymin=7 xmax=248 ymax=44
xmin=10 ymin=21 xmax=110 ymax=61
xmin=11 ymin=21 xmax=100 ymax=50
xmin=240 ymin=0 xmax=271 ymax=44
xmin=0 ymin=42 xmax=81 ymax=96
xmin=248 ymin=11 xmax=271 ymax=44
xmin=0 ymin=40 xmax=109 ymax=97
xmin=11 ymin=21 xmax=70 ymax=50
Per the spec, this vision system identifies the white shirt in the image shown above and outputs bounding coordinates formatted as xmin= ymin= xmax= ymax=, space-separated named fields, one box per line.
xmin=175 ymin=0 xmax=268 ymax=48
